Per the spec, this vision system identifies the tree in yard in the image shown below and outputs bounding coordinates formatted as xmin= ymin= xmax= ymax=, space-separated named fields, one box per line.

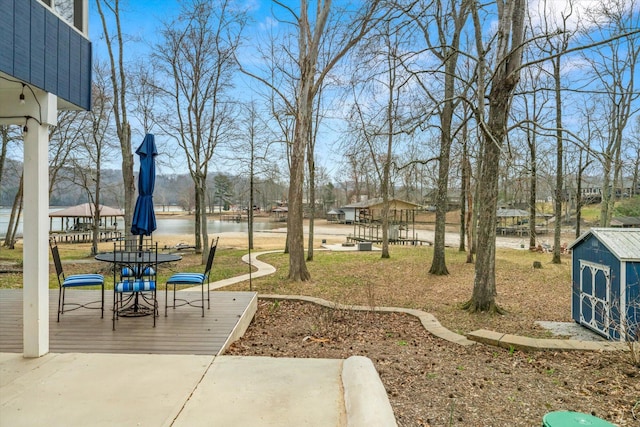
xmin=233 ymin=101 xmax=272 ymax=250
xmin=464 ymin=0 xmax=526 ymax=313
xmin=403 ymin=0 xmax=471 ymax=275
xmin=212 ymin=174 xmax=234 ymax=213
xmin=95 ymin=0 xmax=136 ymax=242
xmin=580 ymin=0 xmax=640 ymax=226
xmin=1 ymin=126 xmax=22 ymax=248
xmin=154 ymin=0 xmax=244 ymax=262
xmin=241 ymin=0 xmax=385 ymax=280
xmin=347 ymin=17 xmax=414 ymax=259
xmin=70 ymin=64 xmax=117 ymax=255
xmin=535 ymin=0 xmax=577 ymax=264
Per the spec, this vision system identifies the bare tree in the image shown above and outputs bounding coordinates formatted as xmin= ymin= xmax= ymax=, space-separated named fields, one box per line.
xmin=95 ymin=0 xmax=136 ymax=242
xmin=240 ymin=0 xmax=385 ymax=280
xmin=464 ymin=0 xmax=526 ymax=313
xmin=347 ymin=17 xmax=414 ymax=259
xmin=232 ymin=101 xmax=273 ymax=250
xmin=580 ymin=0 xmax=640 ymax=226
xmin=154 ymin=0 xmax=244 ymax=261
xmin=403 ymin=0 xmax=471 ymax=274
xmin=71 ymin=64 xmax=117 ymax=255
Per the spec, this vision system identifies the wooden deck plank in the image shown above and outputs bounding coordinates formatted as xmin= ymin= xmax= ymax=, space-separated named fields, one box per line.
xmin=0 ymin=289 xmax=256 ymax=355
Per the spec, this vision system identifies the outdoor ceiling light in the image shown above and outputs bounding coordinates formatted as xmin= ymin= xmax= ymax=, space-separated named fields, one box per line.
xmin=19 ymin=84 xmax=25 ymax=104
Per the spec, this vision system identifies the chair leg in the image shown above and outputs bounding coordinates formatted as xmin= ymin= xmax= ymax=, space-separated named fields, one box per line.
xmin=207 ymin=281 xmax=210 ymax=310
xmin=101 ymin=284 xmax=104 ymax=319
xmin=152 ymin=289 xmax=157 ymax=328
xmin=57 ymin=287 xmax=63 ymax=322
xmin=112 ymin=291 xmax=117 ymax=331
xmin=201 ymin=283 xmax=205 ymax=317
xmin=165 ymin=283 xmax=168 ymax=317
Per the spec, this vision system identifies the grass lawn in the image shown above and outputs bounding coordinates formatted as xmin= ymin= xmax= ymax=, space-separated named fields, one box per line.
xmin=225 ymin=245 xmax=573 ymax=338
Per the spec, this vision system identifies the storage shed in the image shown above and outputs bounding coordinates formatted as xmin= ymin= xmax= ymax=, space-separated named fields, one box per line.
xmin=568 ymin=228 xmax=640 ymax=341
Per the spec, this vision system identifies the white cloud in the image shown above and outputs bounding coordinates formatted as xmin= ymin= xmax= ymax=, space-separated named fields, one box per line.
xmin=528 ymin=0 xmax=598 ymax=32
xmin=259 ymin=16 xmax=278 ymax=31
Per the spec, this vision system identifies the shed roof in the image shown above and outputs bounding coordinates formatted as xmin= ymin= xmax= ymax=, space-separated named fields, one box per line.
xmin=49 ymin=203 xmax=124 ymax=218
xmin=568 ymin=228 xmax=640 ymax=261
xmin=611 ymin=216 xmax=640 ymax=227
xmin=342 ymin=198 xmax=421 ymax=209
xmin=496 ymin=208 xmax=529 ymax=217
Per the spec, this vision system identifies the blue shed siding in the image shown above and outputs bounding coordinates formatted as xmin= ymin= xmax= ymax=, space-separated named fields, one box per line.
xmin=571 ymin=234 xmax=622 ymax=339
xmin=0 ymin=0 xmax=91 ymax=110
xmin=571 ymin=230 xmax=640 ymax=341
xmin=625 ymin=262 xmax=640 ymax=340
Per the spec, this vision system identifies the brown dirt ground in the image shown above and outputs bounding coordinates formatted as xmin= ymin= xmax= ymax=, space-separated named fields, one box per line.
xmin=227 ymin=299 xmax=639 ymax=427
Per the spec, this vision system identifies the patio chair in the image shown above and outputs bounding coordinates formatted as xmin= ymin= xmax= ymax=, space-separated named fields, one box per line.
xmin=165 ymin=237 xmax=218 ymax=317
xmin=50 ymin=238 xmax=104 ymax=322
xmin=112 ymin=239 xmax=158 ymax=330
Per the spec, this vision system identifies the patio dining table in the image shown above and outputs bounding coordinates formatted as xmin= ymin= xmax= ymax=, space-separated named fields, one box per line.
xmin=95 ymin=251 xmax=182 ymax=316
xmin=95 ymin=251 xmax=182 ymax=266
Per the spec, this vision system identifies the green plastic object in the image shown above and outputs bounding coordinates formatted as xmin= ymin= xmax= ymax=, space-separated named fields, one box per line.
xmin=543 ymin=411 xmax=615 ymax=426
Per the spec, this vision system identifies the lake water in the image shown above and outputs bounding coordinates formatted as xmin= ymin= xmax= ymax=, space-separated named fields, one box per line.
xmin=0 ymin=207 xmax=279 ymax=238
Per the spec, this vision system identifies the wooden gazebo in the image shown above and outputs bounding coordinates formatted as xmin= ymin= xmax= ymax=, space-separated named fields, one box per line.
xmin=49 ymin=203 xmax=124 ymax=242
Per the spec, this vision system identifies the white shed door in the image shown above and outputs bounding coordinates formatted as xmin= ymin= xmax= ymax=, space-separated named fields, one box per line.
xmin=579 ymin=260 xmax=611 ymax=338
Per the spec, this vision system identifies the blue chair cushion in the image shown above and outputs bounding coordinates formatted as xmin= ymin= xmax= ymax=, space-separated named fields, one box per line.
xmin=167 ymin=273 xmax=206 ymax=285
xmin=121 ymin=266 xmax=155 ymax=277
xmin=115 ymin=280 xmax=156 ymax=293
xmin=62 ymin=274 xmax=104 ymax=287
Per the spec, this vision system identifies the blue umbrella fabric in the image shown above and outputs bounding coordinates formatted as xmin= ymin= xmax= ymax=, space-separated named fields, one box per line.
xmin=131 ymin=134 xmax=157 ymax=238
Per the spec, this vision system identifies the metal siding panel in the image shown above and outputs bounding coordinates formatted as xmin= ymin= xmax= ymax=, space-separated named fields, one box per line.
xmin=81 ymin=40 xmax=92 ymax=110
xmin=44 ymin=12 xmax=58 ymax=93
xmin=0 ymin=0 xmax=14 ymax=75
xmin=590 ymin=228 xmax=640 ymax=260
xmin=30 ymin=1 xmax=46 ymax=89
xmin=68 ymin=30 xmax=81 ymax=105
xmin=626 ymin=262 xmax=640 ymax=340
xmin=57 ymin=23 xmax=70 ymax=102
xmin=13 ymin=0 xmax=30 ymax=82
xmin=571 ymin=252 xmax=579 ymax=322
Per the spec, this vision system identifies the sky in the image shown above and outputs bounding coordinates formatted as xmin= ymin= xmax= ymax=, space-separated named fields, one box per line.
xmin=87 ymin=0 xmax=347 ymax=178
xmin=86 ymin=0 xmax=639 ymax=181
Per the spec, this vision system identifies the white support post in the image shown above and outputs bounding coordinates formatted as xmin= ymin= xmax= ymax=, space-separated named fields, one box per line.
xmin=22 ymin=93 xmax=57 ymax=358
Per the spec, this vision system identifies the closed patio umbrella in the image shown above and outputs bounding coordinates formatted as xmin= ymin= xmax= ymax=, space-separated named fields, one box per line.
xmin=131 ymin=134 xmax=157 ymax=248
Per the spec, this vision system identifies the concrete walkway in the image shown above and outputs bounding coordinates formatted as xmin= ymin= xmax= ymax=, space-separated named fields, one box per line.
xmin=0 ymin=352 xmax=395 ymax=427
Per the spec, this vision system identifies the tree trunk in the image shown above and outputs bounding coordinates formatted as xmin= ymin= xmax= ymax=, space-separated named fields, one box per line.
xmin=466 ymin=0 xmax=524 ymax=313
xmin=307 ymin=147 xmax=315 ymax=262
xmin=466 ymin=103 xmax=504 ymax=312
xmin=287 ymin=88 xmax=311 ymax=280
xmin=552 ymin=56 xmax=563 ymax=264
xmin=428 ymin=0 xmax=468 ymax=275
xmin=194 ymin=181 xmax=202 ymax=251
xmin=200 ymin=181 xmax=209 ymax=263
xmin=0 ymin=126 xmax=8 ymax=183
xmin=4 ymin=172 xmax=23 ymax=248
xmin=121 ymin=124 xmax=135 ymax=244
xmin=287 ymin=117 xmax=310 ymax=280
xmin=91 ymin=164 xmax=101 ymax=256
xmin=576 ymin=150 xmax=585 ymax=238
xmin=248 ymin=157 xmax=254 ymax=251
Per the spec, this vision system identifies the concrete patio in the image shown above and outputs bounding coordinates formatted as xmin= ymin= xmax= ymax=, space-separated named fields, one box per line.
xmin=0 ymin=281 xmax=396 ymax=426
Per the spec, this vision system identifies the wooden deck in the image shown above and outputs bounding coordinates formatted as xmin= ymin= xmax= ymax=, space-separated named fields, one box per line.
xmin=0 ymin=289 xmax=257 ymax=355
